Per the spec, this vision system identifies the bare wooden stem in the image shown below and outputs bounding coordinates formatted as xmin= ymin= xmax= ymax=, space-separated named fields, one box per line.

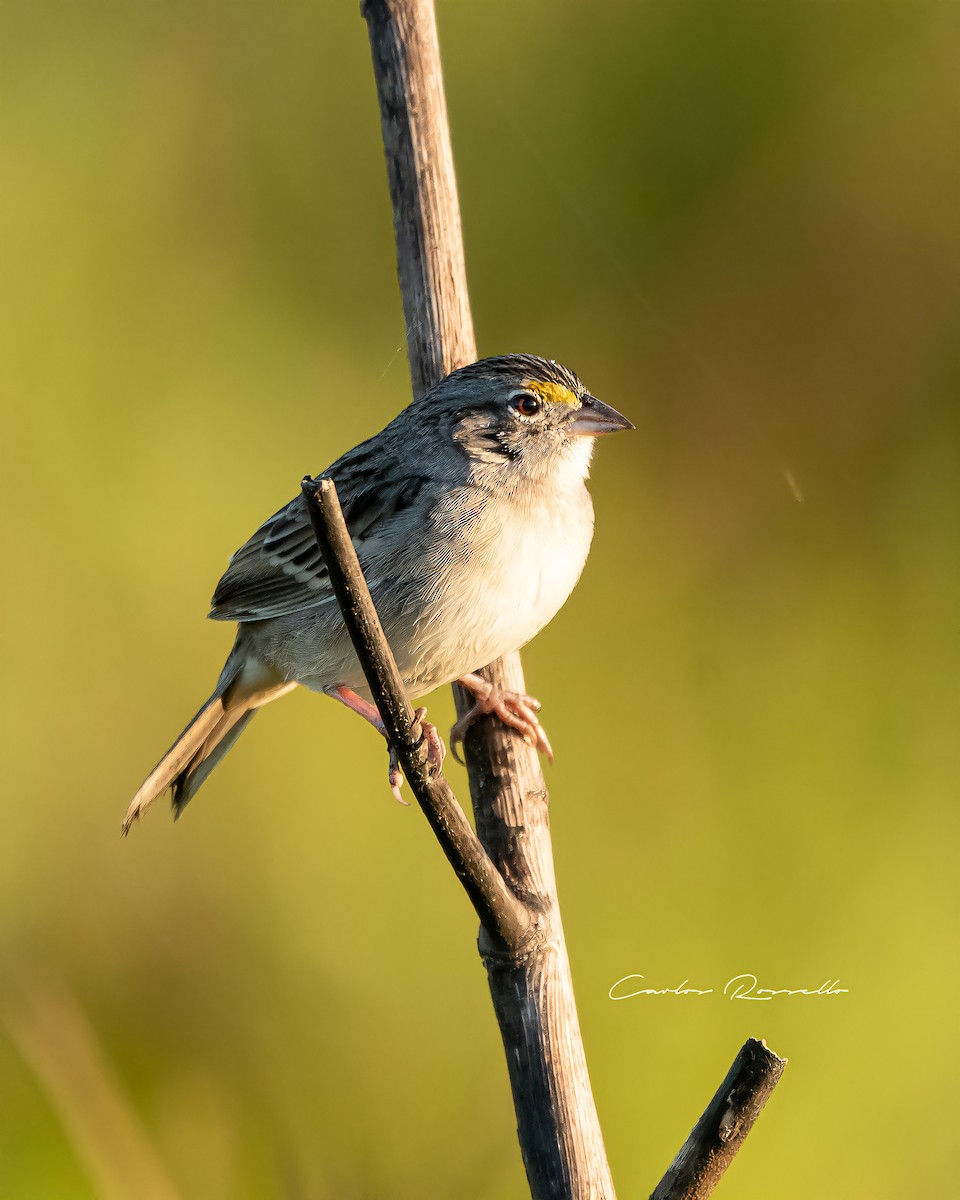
xmin=361 ymin=0 xmax=475 ymax=390
xmin=354 ymin=3 xmax=785 ymax=1199
xmin=300 ymin=475 xmax=530 ymax=949
xmin=361 ymin=1 xmax=616 ymax=1196
xmin=650 ymin=1039 xmax=787 ymax=1200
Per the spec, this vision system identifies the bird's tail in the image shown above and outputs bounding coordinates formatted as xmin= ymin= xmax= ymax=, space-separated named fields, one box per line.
xmin=122 ymin=649 xmax=294 ymax=835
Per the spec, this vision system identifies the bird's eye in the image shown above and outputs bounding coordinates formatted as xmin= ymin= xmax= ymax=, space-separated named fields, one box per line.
xmin=514 ymin=394 xmax=542 ymax=417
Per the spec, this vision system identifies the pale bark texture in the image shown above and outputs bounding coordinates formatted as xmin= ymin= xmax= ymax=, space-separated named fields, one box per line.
xmin=356 ymin=4 xmax=785 ymax=1199
xmin=361 ymin=1 xmax=617 ymax=1196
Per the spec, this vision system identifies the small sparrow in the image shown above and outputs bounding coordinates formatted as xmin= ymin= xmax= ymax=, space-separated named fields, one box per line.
xmin=123 ymin=355 xmax=631 ymax=831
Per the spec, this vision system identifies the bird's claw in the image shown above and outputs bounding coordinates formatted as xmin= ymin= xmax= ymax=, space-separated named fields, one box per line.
xmin=413 ymin=707 xmax=446 ymax=773
xmin=387 ymin=707 xmax=445 ymax=803
xmin=387 ymin=746 xmax=409 ymax=805
xmin=451 ymin=675 xmax=553 ymax=763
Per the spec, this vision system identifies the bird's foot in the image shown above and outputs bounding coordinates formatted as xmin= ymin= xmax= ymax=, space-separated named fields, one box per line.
xmin=387 ymin=707 xmax=445 ymax=804
xmin=451 ymin=673 xmax=553 ymax=763
xmin=413 ymin=708 xmax=446 ymax=771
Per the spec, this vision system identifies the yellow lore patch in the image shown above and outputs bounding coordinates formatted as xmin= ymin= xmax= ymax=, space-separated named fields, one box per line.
xmin=523 ymin=379 xmax=579 ymax=407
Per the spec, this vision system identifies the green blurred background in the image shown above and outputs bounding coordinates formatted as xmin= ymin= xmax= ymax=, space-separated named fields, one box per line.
xmin=2 ymin=1 xmax=957 ymax=1196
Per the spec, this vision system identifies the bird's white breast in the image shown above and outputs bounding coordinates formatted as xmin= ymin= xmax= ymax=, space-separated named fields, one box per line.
xmin=276 ymin=437 xmax=599 ymax=699
xmin=401 ymin=472 xmax=595 ymax=694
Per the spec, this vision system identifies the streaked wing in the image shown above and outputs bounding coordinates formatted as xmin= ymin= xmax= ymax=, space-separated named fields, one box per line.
xmin=209 ymin=457 xmax=430 ymax=622
xmin=209 ymin=492 xmax=328 ymax=621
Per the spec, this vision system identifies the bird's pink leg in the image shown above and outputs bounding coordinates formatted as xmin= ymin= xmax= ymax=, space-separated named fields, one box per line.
xmin=329 ymin=687 xmax=445 ymax=804
xmin=329 ymin=686 xmax=388 ymax=735
xmin=451 ymin=672 xmax=554 ymax=763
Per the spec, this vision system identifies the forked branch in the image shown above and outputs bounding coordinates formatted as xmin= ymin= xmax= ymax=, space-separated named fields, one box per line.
xmin=344 ymin=2 xmax=787 ymax=1198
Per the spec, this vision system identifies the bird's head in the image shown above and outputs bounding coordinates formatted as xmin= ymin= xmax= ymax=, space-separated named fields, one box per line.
xmin=417 ymin=354 xmax=633 ymax=488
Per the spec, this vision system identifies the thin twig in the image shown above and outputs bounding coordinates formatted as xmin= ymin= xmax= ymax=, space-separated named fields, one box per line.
xmin=300 ymin=476 xmax=531 ymax=950
xmin=650 ymin=1038 xmax=787 ymax=1200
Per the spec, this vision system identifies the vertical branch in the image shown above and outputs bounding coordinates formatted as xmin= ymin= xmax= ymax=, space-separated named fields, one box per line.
xmin=361 ymin=1 xmax=617 ymax=1197
xmin=363 ymin=0 xmax=476 ymax=393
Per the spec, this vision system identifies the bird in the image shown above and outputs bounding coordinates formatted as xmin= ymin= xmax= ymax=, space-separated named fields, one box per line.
xmin=123 ymin=354 xmax=632 ymax=832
